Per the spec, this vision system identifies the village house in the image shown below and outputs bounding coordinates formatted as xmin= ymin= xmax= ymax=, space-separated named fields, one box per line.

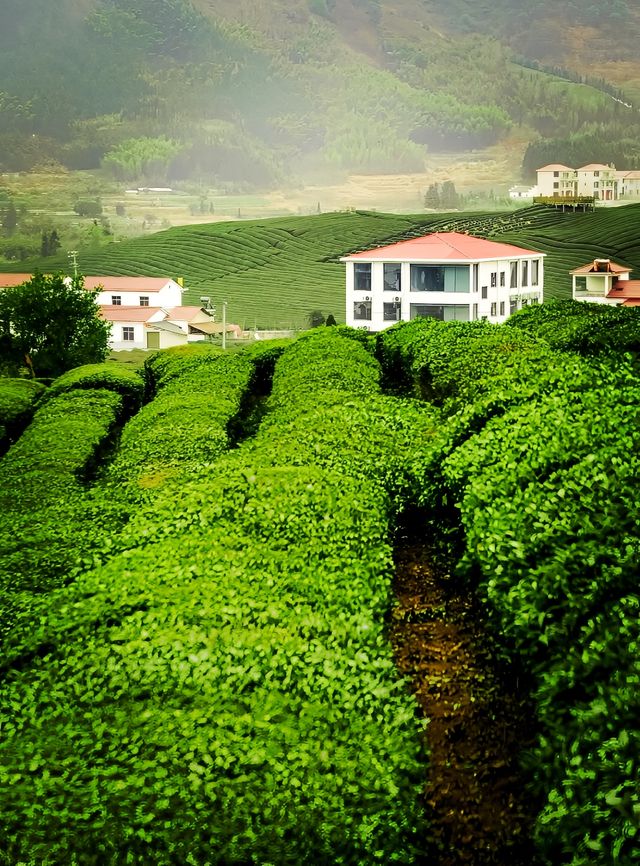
xmin=341 ymin=232 xmax=544 ymax=331
xmin=571 ymin=258 xmax=640 ymax=307
xmin=532 ymin=163 xmax=640 ymax=201
xmin=0 ymin=273 xmax=231 ymax=350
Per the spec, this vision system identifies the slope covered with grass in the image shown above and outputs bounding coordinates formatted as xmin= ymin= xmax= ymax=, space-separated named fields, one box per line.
xmin=4 ymin=204 xmax=637 ymax=327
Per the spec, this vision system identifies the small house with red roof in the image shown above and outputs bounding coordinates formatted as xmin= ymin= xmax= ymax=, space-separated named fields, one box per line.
xmin=341 ymin=232 xmax=544 ymax=331
xmin=571 ymin=258 xmax=640 ymax=307
xmin=0 ymin=273 xmax=222 ymax=350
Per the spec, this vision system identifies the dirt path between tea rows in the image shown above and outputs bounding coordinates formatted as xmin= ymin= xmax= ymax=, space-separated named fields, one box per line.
xmin=390 ymin=543 xmax=541 ymax=865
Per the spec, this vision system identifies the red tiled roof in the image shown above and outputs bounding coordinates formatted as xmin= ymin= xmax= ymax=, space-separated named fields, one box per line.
xmin=578 ymin=163 xmax=611 ymax=171
xmin=99 ymin=305 xmax=164 ymax=322
xmin=342 ymin=232 xmax=543 ymax=262
xmin=570 ymin=260 xmax=630 ymax=275
xmin=607 ymin=280 xmax=640 ymax=299
xmin=0 ymin=273 xmax=36 ymax=287
xmin=166 ymin=306 xmax=207 ymax=319
xmin=621 ymin=298 xmax=640 ymax=307
xmin=0 ymin=274 xmax=179 ymax=291
xmin=85 ymin=276 xmax=177 ymax=291
xmin=537 ymin=164 xmax=574 ymax=171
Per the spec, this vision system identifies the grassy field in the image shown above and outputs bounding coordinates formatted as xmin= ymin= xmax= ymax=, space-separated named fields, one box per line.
xmin=4 ymin=203 xmax=640 ymax=329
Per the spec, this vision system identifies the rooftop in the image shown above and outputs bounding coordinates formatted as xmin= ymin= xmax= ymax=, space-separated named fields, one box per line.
xmin=342 ymin=232 xmax=543 ymax=263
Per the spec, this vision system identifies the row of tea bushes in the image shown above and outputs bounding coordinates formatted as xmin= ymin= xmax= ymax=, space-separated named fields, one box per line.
xmin=0 ymin=329 xmax=433 ymax=865
xmin=506 ymin=299 xmax=640 ymax=355
xmin=377 ymin=319 xmax=640 ymax=865
xmin=0 ymin=364 xmax=145 ymax=647
xmin=0 ymin=378 xmax=45 ymax=454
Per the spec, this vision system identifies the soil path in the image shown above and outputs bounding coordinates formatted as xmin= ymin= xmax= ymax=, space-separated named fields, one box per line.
xmin=390 ymin=542 xmax=541 ymax=865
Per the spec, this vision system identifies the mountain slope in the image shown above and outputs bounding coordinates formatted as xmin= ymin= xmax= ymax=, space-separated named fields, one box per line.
xmin=1 ymin=0 xmax=640 ymax=184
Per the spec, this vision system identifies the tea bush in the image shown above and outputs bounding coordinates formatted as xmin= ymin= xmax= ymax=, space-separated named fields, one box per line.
xmin=377 ymin=318 xmax=640 ymax=865
xmin=0 ymin=377 xmax=45 ymax=453
xmin=43 ymin=362 xmax=145 ymax=413
xmin=506 ymin=298 xmax=640 ymax=355
xmin=0 ymin=328 xmax=435 ymax=864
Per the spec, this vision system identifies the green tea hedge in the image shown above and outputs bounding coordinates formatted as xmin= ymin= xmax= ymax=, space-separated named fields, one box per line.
xmin=0 ymin=329 xmax=434 ymax=865
xmin=43 ymin=362 xmax=145 ymax=413
xmin=376 ymin=317 xmax=640 ymax=866
xmin=0 ymin=378 xmax=45 ymax=453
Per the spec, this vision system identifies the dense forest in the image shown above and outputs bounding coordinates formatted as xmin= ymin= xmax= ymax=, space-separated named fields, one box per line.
xmin=1 ymin=0 xmax=640 ymax=186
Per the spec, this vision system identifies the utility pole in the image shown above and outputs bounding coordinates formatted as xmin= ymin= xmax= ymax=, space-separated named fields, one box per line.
xmin=222 ymin=301 xmax=228 ymax=350
xmin=68 ymin=250 xmax=79 ymax=278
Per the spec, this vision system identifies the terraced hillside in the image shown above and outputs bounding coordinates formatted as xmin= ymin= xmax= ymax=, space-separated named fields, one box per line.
xmin=6 ymin=204 xmax=640 ymax=328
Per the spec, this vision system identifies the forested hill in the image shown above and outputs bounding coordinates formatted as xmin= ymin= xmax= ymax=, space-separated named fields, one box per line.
xmin=2 ymin=0 xmax=640 ymax=185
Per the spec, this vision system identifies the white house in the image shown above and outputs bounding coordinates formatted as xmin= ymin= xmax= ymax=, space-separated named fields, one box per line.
xmin=535 ymin=164 xmax=576 ymax=197
xmin=571 ymin=258 xmax=640 ymax=307
xmin=341 ymin=232 xmax=545 ymax=331
xmin=617 ymin=171 xmax=640 ymax=198
xmin=535 ymin=163 xmax=620 ymax=200
xmin=83 ymin=276 xmax=184 ymax=309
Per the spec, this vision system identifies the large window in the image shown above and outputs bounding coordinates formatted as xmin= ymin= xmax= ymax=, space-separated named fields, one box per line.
xmin=410 ymin=265 xmax=469 ymax=292
xmin=522 ymin=261 xmax=529 ymax=287
xmin=509 ymin=261 xmax=518 ymax=288
xmin=383 ymin=301 xmax=401 ymax=321
xmin=531 ymin=259 xmax=539 ymax=286
xmin=354 ymin=263 xmax=371 ymax=292
xmin=353 ymin=300 xmax=371 ymax=321
xmin=122 ymin=326 xmax=135 ymax=341
xmin=410 ymin=304 xmax=469 ymax=322
xmin=383 ymin=264 xmax=401 ymax=292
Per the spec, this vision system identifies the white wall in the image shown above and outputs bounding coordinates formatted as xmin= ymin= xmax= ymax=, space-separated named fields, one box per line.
xmin=96 ymin=281 xmax=182 ymax=308
xmin=345 ymin=256 xmax=544 ymax=331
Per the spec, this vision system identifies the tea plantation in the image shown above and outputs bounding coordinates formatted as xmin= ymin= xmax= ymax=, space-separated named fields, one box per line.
xmin=0 ymin=299 xmax=638 ymax=865
xmin=5 ymin=203 xmax=640 ymax=329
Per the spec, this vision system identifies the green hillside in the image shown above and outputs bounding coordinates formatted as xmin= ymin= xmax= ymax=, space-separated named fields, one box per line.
xmin=2 ymin=0 xmax=640 ymax=184
xmin=4 ymin=204 xmax=640 ymax=329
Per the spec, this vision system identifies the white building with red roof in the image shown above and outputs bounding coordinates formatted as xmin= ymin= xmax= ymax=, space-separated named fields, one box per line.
xmin=341 ymin=232 xmax=544 ymax=331
xmin=535 ymin=163 xmax=620 ymax=200
xmin=571 ymin=258 xmax=640 ymax=307
xmin=0 ymin=273 xmax=222 ymax=350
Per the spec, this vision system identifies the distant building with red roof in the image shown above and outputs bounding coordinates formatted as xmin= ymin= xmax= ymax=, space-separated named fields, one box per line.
xmin=0 ymin=273 xmax=231 ymax=350
xmin=341 ymin=231 xmax=544 ymax=331
xmin=571 ymin=258 xmax=640 ymax=307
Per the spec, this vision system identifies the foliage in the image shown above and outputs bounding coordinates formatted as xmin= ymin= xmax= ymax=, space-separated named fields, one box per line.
xmin=73 ymin=199 xmax=103 ymax=218
xmin=506 ymin=298 xmax=640 ymax=354
xmin=0 ymin=272 xmax=110 ymax=378
xmin=0 ymin=329 xmax=434 ymax=865
xmin=376 ymin=317 xmax=640 ymax=865
xmin=0 ymin=377 xmax=45 ymax=452
xmin=308 ymin=309 xmax=326 ymax=328
xmin=43 ymin=362 xmax=145 ymax=414
xmin=103 ymin=137 xmax=184 ymax=184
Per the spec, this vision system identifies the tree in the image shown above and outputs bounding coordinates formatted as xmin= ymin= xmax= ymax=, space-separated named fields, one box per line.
xmin=40 ymin=229 xmax=60 ymax=257
xmin=73 ymin=199 xmax=103 ymax=218
xmin=424 ymin=183 xmax=441 ymax=209
xmin=1 ymin=200 xmax=18 ymax=236
xmin=308 ymin=310 xmax=326 ymax=328
xmin=0 ymin=272 xmax=110 ymax=378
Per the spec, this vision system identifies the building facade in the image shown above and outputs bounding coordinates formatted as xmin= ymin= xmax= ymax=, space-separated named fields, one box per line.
xmin=571 ymin=258 xmax=640 ymax=307
xmin=342 ymin=232 xmax=544 ymax=332
xmin=535 ymin=163 xmax=620 ymax=200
